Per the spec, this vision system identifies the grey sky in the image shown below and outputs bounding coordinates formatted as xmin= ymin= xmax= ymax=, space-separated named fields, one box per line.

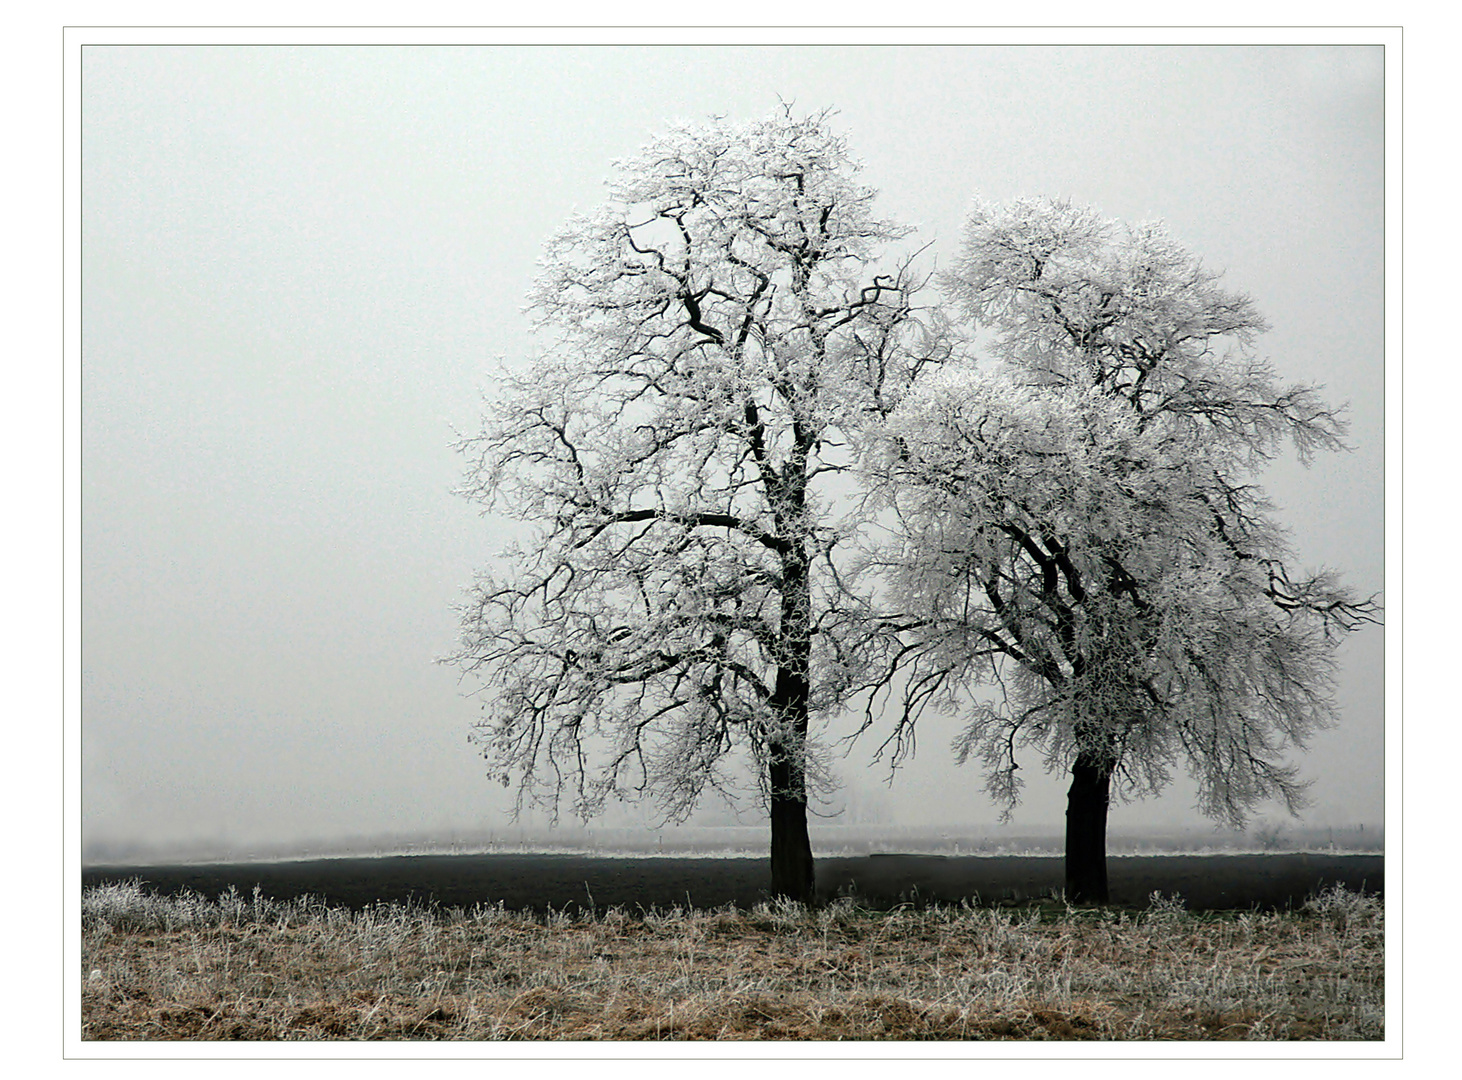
xmin=80 ymin=43 xmax=1386 ymax=858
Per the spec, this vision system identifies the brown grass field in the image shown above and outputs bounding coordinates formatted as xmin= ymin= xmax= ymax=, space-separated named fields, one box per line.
xmin=81 ymin=879 xmax=1383 ymax=1041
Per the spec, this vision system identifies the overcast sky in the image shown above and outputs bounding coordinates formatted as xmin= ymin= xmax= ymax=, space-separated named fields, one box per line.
xmin=79 ymin=42 xmax=1387 ymax=859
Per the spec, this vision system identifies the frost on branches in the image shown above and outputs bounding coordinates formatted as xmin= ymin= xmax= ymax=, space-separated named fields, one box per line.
xmin=448 ymin=110 xmax=946 ymax=901
xmin=868 ymin=197 xmax=1379 ymax=902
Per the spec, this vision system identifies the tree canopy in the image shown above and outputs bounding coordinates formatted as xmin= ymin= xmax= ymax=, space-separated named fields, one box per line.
xmin=864 ymin=197 xmax=1378 ymax=899
xmin=450 ymin=120 xmax=1378 ymax=905
xmin=448 ymin=109 xmax=945 ymax=900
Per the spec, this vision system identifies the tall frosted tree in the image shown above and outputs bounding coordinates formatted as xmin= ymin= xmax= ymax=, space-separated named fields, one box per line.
xmin=448 ymin=110 xmax=944 ymax=901
xmin=866 ymin=197 xmax=1378 ymax=903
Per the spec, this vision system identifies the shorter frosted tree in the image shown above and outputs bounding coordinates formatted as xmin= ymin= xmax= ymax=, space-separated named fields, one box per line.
xmin=865 ymin=197 xmax=1378 ymax=903
xmin=447 ymin=110 xmax=944 ymax=902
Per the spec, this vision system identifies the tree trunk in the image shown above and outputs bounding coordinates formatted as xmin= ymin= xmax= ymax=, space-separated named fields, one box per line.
xmin=767 ymin=534 xmax=815 ymax=904
xmin=1064 ymin=753 xmax=1113 ymax=904
xmin=768 ymin=748 xmax=815 ymax=903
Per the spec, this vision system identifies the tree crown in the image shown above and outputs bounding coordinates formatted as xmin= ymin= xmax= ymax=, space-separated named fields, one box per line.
xmin=450 ymin=110 xmax=945 ymax=823
xmin=864 ymin=197 xmax=1379 ymax=827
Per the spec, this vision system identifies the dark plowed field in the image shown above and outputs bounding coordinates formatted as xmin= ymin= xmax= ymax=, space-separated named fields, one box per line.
xmin=82 ymin=851 xmax=1382 ymax=913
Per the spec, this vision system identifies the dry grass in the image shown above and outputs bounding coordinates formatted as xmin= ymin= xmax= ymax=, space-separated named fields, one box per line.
xmin=81 ymin=881 xmax=1383 ymax=1041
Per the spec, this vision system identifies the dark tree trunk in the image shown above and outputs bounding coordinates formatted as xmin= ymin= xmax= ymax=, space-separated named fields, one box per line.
xmin=1064 ymin=753 xmax=1113 ymax=904
xmin=765 ymin=636 xmax=815 ymax=903
xmin=768 ymin=747 xmax=815 ymax=903
xmin=766 ymin=533 xmax=815 ymax=904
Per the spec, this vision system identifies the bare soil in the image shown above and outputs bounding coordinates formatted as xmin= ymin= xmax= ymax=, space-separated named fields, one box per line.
xmin=82 ymin=851 xmax=1383 ymax=914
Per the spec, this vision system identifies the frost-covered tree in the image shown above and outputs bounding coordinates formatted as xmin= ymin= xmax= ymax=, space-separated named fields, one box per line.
xmin=448 ymin=110 xmax=944 ymax=902
xmin=865 ymin=197 xmax=1378 ymax=903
